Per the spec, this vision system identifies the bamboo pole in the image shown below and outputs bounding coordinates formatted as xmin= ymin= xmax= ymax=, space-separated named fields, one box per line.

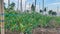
xmin=0 ymin=0 xmax=4 ymax=34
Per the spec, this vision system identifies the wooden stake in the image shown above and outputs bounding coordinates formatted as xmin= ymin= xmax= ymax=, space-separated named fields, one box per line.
xmin=0 ymin=0 xmax=4 ymax=34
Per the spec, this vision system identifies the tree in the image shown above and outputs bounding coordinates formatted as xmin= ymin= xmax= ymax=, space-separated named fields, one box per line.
xmin=20 ymin=0 xmax=22 ymax=11
xmin=9 ymin=2 xmax=15 ymax=10
xmin=48 ymin=10 xmax=57 ymax=16
xmin=42 ymin=0 xmax=44 ymax=10
xmin=8 ymin=0 xmax=10 ymax=8
xmin=48 ymin=10 xmax=53 ymax=15
xmin=52 ymin=12 xmax=57 ymax=16
xmin=44 ymin=8 xmax=46 ymax=12
xmin=40 ymin=9 xmax=43 ymax=13
xmin=31 ymin=4 xmax=35 ymax=11
xmin=35 ymin=0 xmax=36 ymax=9
xmin=4 ymin=3 xmax=6 ymax=10
xmin=17 ymin=0 xmax=19 ymax=11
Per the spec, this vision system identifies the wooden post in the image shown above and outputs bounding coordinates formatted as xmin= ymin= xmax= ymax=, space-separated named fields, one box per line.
xmin=0 ymin=0 xmax=4 ymax=34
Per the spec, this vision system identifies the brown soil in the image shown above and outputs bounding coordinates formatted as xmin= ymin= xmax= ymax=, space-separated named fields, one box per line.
xmin=32 ymin=28 xmax=60 ymax=34
xmin=5 ymin=30 xmax=20 ymax=34
xmin=0 ymin=28 xmax=60 ymax=34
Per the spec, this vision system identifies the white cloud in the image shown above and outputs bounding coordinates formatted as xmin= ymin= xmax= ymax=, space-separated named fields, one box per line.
xmin=46 ymin=2 xmax=60 ymax=12
xmin=47 ymin=2 xmax=60 ymax=6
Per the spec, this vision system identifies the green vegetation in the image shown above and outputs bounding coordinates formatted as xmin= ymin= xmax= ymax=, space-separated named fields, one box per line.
xmin=54 ymin=17 xmax=60 ymax=27
xmin=4 ymin=2 xmax=60 ymax=34
xmin=55 ymin=17 xmax=60 ymax=23
xmin=5 ymin=10 xmax=52 ymax=33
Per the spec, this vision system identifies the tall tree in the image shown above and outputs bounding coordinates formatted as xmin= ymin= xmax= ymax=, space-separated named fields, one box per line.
xmin=25 ymin=0 xmax=26 ymax=11
xmin=20 ymin=0 xmax=22 ymax=11
xmin=17 ymin=0 xmax=19 ymax=11
xmin=4 ymin=3 xmax=6 ymax=10
xmin=42 ymin=0 xmax=44 ymax=10
xmin=48 ymin=10 xmax=53 ymax=15
xmin=52 ymin=12 xmax=57 ymax=16
xmin=35 ymin=0 xmax=36 ymax=8
xmin=40 ymin=9 xmax=43 ymax=13
xmin=9 ymin=2 xmax=15 ymax=10
xmin=44 ymin=8 xmax=46 ymax=12
xmin=31 ymin=4 xmax=35 ymax=11
xmin=8 ymin=0 xmax=10 ymax=8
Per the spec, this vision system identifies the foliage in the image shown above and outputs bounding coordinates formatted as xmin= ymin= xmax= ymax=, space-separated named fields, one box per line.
xmin=40 ymin=9 xmax=43 ymax=13
xmin=48 ymin=10 xmax=57 ymax=16
xmin=44 ymin=8 xmax=46 ymax=11
xmin=52 ymin=12 xmax=57 ymax=16
xmin=31 ymin=4 xmax=35 ymax=11
xmin=9 ymin=2 xmax=15 ymax=10
xmin=54 ymin=17 xmax=60 ymax=27
xmin=3 ymin=1 xmax=60 ymax=34
xmin=48 ymin=10 xmax=53 ymax=15
xmin=5 ymin=10 xmax=52 ymax=34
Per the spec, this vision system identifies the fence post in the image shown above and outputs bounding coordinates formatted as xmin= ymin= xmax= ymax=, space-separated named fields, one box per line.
xmin=0 ymin=0 xmax=4 ymax=34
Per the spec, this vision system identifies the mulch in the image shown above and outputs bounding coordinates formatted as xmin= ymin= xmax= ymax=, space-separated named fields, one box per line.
xmin=0 ymin=28 xmax=60 ymax=34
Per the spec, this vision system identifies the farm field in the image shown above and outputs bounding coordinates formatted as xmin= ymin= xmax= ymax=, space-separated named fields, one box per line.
xmin=0 ymin=0 xmax=60 ymax=34
xmin=3 ymin=10 xmax=60 ymax=34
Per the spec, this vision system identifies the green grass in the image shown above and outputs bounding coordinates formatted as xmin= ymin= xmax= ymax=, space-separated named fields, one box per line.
xmin=4 ymin=11 xmax=60 ymax=34
xmin=54 ymin=17 xmax=60 ymax=27
xmin=55 ymin=17 xmax=60 ymax=23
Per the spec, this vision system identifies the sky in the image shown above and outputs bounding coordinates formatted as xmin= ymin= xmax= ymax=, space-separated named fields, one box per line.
xmin=4 ymin=0 xmax=60 ymax=12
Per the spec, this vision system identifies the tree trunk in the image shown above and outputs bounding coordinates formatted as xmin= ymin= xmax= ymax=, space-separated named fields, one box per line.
xmin=20 ymin=0 xmax=22 ymax=11
xmin=0 ymin=0 xmax=4 ymax=34
xmin=8 ymin=0 xmax=10 ymax=9
xmin=42 ymin=0 xmax=44 ymax=10
xmin=17 ymin=0 xmax=19 ymax=11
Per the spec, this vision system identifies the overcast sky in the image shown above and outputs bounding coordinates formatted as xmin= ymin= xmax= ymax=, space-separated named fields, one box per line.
xmin=4 ymin=0 xmax=60 ymax=12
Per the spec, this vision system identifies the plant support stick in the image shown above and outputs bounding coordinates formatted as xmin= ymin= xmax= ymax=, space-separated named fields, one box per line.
xmin=0 ymin=0 xmax=4 ymax=34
